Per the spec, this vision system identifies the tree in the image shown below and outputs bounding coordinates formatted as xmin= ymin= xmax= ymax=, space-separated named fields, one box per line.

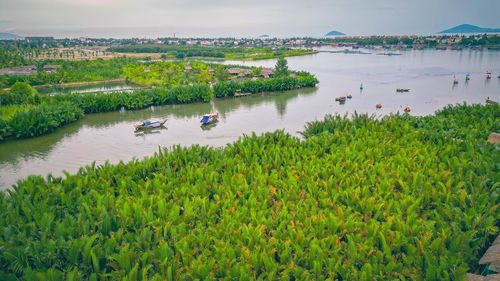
xmin=252 ymin=67 xmax=262 ymax=77
xmin=1 ymin=82 xmax=40 ymax=105
xmin=274 ymin=57 xmax=289 ymax=77
xmin=214 ymin=65 xmax=229 ymax=82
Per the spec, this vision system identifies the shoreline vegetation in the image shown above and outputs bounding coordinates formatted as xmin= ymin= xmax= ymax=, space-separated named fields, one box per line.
xmin=107 ymin=45 xmax=319 ymax=61
xmin=0 ymin=58 xmax=318 ymax=141
xmin=0 ymin=103 xmax=498 ymax=280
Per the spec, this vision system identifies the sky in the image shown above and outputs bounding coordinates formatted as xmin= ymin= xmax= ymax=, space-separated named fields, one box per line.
xmin=0 ymin=0 xmax=499 ymax=38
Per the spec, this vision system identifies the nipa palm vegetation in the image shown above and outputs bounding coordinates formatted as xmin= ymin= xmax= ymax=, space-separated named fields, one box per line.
xmin=0 ymin=103 xmax=498 ymax=280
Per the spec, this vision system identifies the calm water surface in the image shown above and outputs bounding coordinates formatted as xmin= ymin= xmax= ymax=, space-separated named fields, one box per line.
xmin=1 ymin=48 xmax=499 ymax=189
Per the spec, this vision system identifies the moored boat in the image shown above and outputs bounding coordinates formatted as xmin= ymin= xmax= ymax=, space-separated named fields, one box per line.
xmin=396 ymin=88 xmax=410 ymax=92
xmin=376 ymin=104 xmax=382 ymax=109
xmin=200 ymin=113 xmax=219 ymax=125
xmin=347 ymin=94 xmax=352 ymax=99
xmin=486 ymin=71 xmax=492 ymax=80
xmin=335 ymin=96 xmax=347 ymax=102
xmin=134 ymin=119 xmax=167 ymax=130
xmin=404 ymin=106 xmax=411 ymax=113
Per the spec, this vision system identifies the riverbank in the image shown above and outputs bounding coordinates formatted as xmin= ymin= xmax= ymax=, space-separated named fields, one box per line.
xmin=0 ymin=103 xmax=497 ymax=280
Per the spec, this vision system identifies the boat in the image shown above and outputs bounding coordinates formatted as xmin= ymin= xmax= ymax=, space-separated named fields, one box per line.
xmin=200 ymin=113 xmax=219 ymax=125
xmin=404 ymin=106 xmax=411 ymax=113
xmin=376 ymin=104 xmax=382 ymax=109
xmin=335 ymin=96 xmax=347 ymax=102
xmin=486 ymin=71 xmax=492 ymax=80
xmin=486 ymin=97 xmax=498 ymax=104
xmin=360 ymin=83 xmax=364 ymax=90
xmin=453 ymin=75 xmax=459 ymax=84
xmin=396 ymin=89 xmax=410 ymax=92
xmin=134 ymin=119 xmax=167 ymax=130
xmin=234 ymin=91 xmax=251 ymax=97
xmin=347 ymin=94 xmax=352 ymax=99
xmin=465 ymin=74 xmax=470 ymax=81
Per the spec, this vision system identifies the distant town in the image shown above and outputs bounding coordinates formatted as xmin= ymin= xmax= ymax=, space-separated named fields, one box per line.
xmin=3 ymin=33 xmax=500 ymax=50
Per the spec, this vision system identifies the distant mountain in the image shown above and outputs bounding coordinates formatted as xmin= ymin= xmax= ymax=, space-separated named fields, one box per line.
xmin=0 ymin=33 xmax=23 ymax=40
xmin=438 ymin=24 xmax=500 ymax=34
xmin=325 ymin=30 xmax=346 ymax=36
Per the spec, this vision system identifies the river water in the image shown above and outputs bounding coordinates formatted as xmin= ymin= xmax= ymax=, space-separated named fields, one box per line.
xmin=1 ymin=47 xmax=499 ymax=189
xmin=37 ymin=81 xmax=139 ymax=95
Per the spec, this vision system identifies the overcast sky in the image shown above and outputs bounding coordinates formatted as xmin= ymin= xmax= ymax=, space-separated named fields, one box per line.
xmin=0 ymin=0 xmax=499 ymax=38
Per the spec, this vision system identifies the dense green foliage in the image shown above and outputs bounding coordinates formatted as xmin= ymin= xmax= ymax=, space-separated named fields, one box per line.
xmin=0 ymin=45 xmax=30 ymax=68
xmin=46 ymin=84 xmax=214 ymax=114
xmin=123 ymin=61 xmax=213 ymax=87
xmin=274 ymin=57 xmax=289 ymax=78
xmin=107 ymin=45 xmax=317 ymax=60
xmin=0 ymin=104 xmax=497 ymax=280
xmin=0 ymin=104 xmax=33 ymax=121
xmin=0 ymin=82 xmax=40 ymax=105
xmin=214 ymin=72 xmax=318 ymax=97
xmin=0 ymin=102 xmax=83 ymax=139
xmin=0 ymin=58 xmax=133 ymax=88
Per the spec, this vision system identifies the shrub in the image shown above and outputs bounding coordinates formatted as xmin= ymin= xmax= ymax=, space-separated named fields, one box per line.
xmin=7 ymin=102 xmax=83 ymax=138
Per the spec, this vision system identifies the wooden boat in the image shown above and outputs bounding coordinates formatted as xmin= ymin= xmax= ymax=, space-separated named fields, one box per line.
xmin=453 ymin=76 xmax=459 ymax=84
xmin=347 ymin=94 xmax=352 ymax=99
xmin=465 ymin=74 xmax=470 ymax=81
xmin=396 ymin=89 xmax=410 ymax=92
xmin=335 ymin=96 xmax=347 ymax=102
xmin=376 ymin=104 xmax=382 ymax=109
xmin=134 ymin=119 xmax=167 ymax=130
xmin=404 ymin=106 xmax=411 ymax=113
xmin=486 ymin=97 xmax=498 ymax=104
xmin=200 ymin=113 xmax=219 ymax=125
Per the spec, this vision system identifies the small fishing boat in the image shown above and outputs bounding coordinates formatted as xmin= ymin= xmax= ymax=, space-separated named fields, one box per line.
xmin=486 ymin=97 xmax=498 ymax=104
xmin=360 ymin=83 xmax=364 ymax=90
xmin=404 ymin=106 xmax=411 ymax=113
xmin=134 ymin=119 xmax=167 ymax=130
xmin=465 ymin=73 xmax=470 ymax=81
xmin=200 ymin=113 xmax=219 ymax=125
xmin=486 ymin=71 xmax=492 ymax=80
xmin=396 ymin=89 xmax=410 ymax=92
xmin=347 ymin=94 xmax=352 ymax=99
xmin=335 ymin=96 xmax=347 ymax=102
xmin=453 ymin=76 xmax=459 ymax=84
xmin=376 ymin=104 xmax=382 ymax=109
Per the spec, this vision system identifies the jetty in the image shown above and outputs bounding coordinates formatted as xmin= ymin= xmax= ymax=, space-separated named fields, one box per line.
xmin=467 ymin=233 xmax=500 ymax=280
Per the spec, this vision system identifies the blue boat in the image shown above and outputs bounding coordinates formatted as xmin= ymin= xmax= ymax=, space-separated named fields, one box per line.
xmin=134 ymin=119 xmax=167 ymax=130
xmin=200 ymin=113 xmax=219 ymax=125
